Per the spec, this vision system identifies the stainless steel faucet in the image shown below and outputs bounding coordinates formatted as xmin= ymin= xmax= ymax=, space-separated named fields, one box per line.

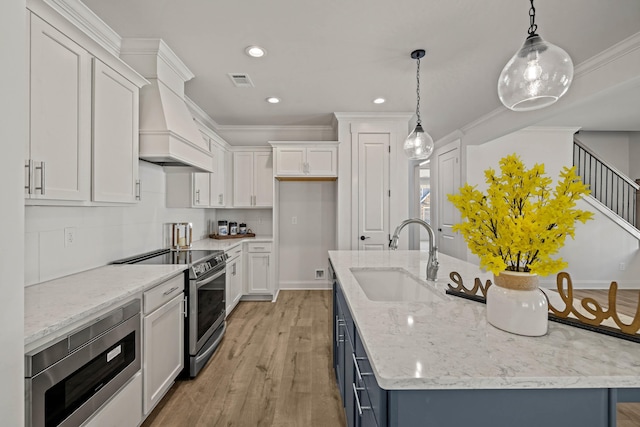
xmin=389 ymin=218 xmax=439 ymax=281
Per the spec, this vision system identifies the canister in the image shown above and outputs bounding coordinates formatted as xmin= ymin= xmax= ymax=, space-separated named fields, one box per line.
xmin=218 ymin=220 xmax=228 ymax=236
xmin=239 ymin=223 xmax=247 ymax=234
xmin=229 ymin=221 xmax=238 ymax=235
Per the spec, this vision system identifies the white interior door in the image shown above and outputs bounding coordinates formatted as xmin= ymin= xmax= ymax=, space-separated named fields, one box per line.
xmin=358 ymin=133 xmax=390 ymax=250
xmin=437 ymin=144 xmax=462 ymax=257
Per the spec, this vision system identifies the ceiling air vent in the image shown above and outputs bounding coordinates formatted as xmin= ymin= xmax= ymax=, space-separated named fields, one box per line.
xmin=228 ymin=73 xmax=255 ymax=88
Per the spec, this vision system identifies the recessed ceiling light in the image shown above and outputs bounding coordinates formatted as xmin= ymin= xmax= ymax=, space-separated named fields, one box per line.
xmin=266 ymin=97 xmax=280 ymax=104
xmin=245 ymin=46 xmax=266 ymax=58
xmin=373 ymin=97 xmax=386 ymax=104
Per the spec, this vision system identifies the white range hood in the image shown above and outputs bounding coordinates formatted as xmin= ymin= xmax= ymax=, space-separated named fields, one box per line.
xmin=120 ymin=39 xmax=213 ymax=172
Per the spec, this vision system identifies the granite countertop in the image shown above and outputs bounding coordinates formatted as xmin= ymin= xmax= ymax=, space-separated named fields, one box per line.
xmin=25 ymin=265 xmax=186 ymax=348
xmin=328 ymin=250 xmax=640 ymax=391
xmin=190 ymin=235 xmax=273 ymax=251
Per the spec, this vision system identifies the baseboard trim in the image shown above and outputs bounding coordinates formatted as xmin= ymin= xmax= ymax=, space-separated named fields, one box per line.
xmin=279 ymin=280 xmax=332 ymax=290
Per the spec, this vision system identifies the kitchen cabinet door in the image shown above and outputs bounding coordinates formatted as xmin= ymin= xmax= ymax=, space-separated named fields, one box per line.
xmin=143 ymin=293 xmax=184 ymax=415
xmin=92 ymin=59 xmax=140 ymax=203
xmin=233 ymin=152 xmax=254 ymax=207
xmin=307 ymin=146 xmax=337 ymax=176
xmin=28 ymin=13 xmax=91 ymax=201
xmin=275 ymin=147 xmax=306 ymax=175
xmin=246 ymin=252 xmax=271 ymax=294
xmin=254 ymin=151 xmax=273 ymax=206
xmin=81 ymin=372 xmax=142 ymax=427
xmin=193 ymin=172 xmax=211 ymax=207
xmin=225 ymin=252 xmax=243 ymax=316
xmin=210 ymin=144 xmax=227 ymax=207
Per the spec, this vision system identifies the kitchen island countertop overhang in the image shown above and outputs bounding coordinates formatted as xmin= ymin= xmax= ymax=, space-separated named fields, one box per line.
xmin=328 ymin=250 xmax=640 ymax=391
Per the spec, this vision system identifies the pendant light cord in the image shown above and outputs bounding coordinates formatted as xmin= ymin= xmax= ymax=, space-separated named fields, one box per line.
xmin=415 ymin=56 xmax=421 ymax=125
xmin=528 ymin=0 xmax=538 ymax=37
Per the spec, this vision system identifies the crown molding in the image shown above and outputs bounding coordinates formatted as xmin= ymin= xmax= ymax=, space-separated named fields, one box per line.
xmin=215 ymin=124 xmax=334 ymax=133
xmin=120 ymin=38 xmax=195 ymax=82
xmin=333 ymin=112 xmax=414 ymax=122
xmin=41 ymin=0 xmax=121 ymax=57
xmin=574 ymin=31 xmax=640 ymax=78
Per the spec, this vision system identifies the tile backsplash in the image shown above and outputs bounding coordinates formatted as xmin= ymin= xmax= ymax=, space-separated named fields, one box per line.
xmin=24 ymin=161 xmax=216 ymax=286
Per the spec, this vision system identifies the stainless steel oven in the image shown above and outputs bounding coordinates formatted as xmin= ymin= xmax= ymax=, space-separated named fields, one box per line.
xmin=25 ymin=299 xmax=141 ymax=427
xmin=112 ymin=248 xmax=227 ymax=377
xmin=189 ymin=261 xmax=226 ymax=376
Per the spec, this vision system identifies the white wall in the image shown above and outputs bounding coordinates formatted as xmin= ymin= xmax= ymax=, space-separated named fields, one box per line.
xmin=576 ymin=131 xmax=631 ymax=176
xmin=466 ymin=127 xmax=640 ymax=288
xmin=24 ymin=161 xmax=215 ymax=285
xmin=1 ymin=0 xmax=26 ymax=424
xmin=278 ymin=181 xmax=336 ymax=289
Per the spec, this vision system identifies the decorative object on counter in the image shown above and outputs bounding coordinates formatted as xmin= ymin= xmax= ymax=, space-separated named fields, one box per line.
xmin=239 ymin=223 xmax=247 ymax=234
xmin=497 ymin=0 xmax=574 ymax=111
xmin=229 ymin=221 xmax=238 ymax=235
xmin=171 ymin=222 xmax=193 ymax=249
xmin=209 ymin=233 xmax=256 ymax=240
xmin=447 ymin=271 xmax=640 ymax=344
xmin=403 ymin=49 xmax=434 ymax=161
xmin=448 ymin=154 xmax=593 ymax=336
xmin=218 ymin=220 xmax=228 ymax=236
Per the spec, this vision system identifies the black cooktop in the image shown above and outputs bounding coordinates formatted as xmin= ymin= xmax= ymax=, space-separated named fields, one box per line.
xmin=112 ymin=249 xmax=222 ymax=266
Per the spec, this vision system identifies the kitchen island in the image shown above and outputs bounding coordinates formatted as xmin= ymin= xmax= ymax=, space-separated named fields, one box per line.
xmin=329 ymin=250 xmax=640 ymax=427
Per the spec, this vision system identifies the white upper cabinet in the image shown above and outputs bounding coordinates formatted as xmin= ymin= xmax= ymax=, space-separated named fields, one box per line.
xmin=26 ymin=7 xmax=147 ymax=204
xmin=27 ymin=13 xmax=92 ymax=201
xmin=270 ymin=141 xmax=338 ymax=178
xmin=92 ymin=59 xmax=140 ymax=203
xmin=209 ymin=143 xmax=227 ymax=207
xmin=233 ymin=151 xmax=273 ymax=207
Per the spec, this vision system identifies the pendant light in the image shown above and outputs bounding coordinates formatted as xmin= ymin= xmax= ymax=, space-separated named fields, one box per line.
xmin=404 ymin=49 xmax=434 ymax=160
xmin=497 ymin=0 xmax=574 ymax=111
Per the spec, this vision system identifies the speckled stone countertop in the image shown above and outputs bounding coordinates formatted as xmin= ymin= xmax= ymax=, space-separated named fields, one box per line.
xmin=190 ymin=235 xmax=273 ymax=251
xmin=25 ymin=265 xmax=186 ymax=348
xmin=328 ymin=250 xmax=640 ymax=391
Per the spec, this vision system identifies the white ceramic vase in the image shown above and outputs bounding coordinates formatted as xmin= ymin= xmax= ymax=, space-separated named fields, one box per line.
xmin=486 ymin=271 xmax=548 ymax=337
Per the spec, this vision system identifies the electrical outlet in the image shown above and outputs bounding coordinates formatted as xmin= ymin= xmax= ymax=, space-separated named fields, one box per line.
xmin=292 ymin=216 xmax=298 ymax=225
xmin=315 ymin=269 xmax=325 ymax=280
xmin=619 ymin=262 xmax=626 ymax=271
xmin=64 ymin=227 xmax=76 ymax=247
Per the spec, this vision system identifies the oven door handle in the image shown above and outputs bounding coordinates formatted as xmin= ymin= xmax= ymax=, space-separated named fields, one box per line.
xmin=195 ymin=268 xmax=225 ymax=288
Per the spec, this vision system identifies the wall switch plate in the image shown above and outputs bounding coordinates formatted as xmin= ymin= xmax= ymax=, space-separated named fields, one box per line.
xmin=64 ymin=227 xmax=76 ymax=247
xmin=315 ymin=269 xmax=325 ymax=280
xmin=292 ymin=216 xmax=298 ymax=225
xmin=619 ymin=262 xmax=626 ymax=271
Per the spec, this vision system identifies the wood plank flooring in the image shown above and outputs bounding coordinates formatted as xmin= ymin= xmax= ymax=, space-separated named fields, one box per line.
xmin=142 ymin=290 xmax=346 ymax=427
xmin=143 ymin=289 xmax=640 ymax=427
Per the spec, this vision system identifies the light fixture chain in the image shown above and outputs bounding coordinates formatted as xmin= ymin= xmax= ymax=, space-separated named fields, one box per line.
xmin=528 ymin=0 xmax=537 ymax=36
xmin=415 ymin=57 xmax=421 ymax=125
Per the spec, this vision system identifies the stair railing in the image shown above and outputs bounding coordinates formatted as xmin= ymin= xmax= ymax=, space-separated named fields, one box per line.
xmin=573 ymin=137 xmax=639 ymax=227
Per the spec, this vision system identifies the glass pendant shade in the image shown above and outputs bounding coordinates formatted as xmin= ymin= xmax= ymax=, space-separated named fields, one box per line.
xmin=498 ymin=35 xmax=574 ymax=111
xmin=403 ymin=124 xmax=434 ymax=160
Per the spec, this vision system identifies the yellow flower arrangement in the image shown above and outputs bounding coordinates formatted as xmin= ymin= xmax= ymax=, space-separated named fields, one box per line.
xmin=447 ymin=154 xmax=593 ymax=276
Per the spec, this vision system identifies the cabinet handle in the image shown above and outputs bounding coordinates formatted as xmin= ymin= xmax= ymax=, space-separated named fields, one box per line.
xmin=219 ymin=194 xmax=223 ymax=205
xmin=163 ymin=286 xmax=179 ymax=296
xmin=352 ymin=383 xmax=371 ymax=416
xmin=34 ymin=161 xmax=45 ymax=195
xmin=25 ymin=160 xmax=32 ymax=194
xmin=182 ymin=296 xmax=188 ymax=318
xmin=352 ymin=353 xmax=372 ymax=381
xmin=135 ymin=180 xmax=141 ymax=200
xmin=196 ymin=189 xmax=200 ymax=204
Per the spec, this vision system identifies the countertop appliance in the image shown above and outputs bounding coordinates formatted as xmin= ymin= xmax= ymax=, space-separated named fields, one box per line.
xmin=113 ymin=248 xmax=228 ymax=377
xmin=25 ymin=299 xmax=141 ymax=427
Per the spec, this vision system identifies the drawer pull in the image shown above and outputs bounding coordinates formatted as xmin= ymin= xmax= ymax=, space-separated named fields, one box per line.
xmin=352 ymin=383 xmax=371 ymax=416
xmin=163 ymin=286 xmax=180 ymax=296
xmin=352 ymin=353 xmax=373 ymax=380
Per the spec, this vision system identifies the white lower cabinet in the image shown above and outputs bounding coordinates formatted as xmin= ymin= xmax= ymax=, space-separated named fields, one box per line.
xmin=81 ymin=372 xmax=142 ymax=427
xmin=246 ymin=242 xmax=273 ymax=294
xmin=225 ymin=245 xmax=243 ymax=316
xmin=143 ymin=275 xmax=185 ymax=415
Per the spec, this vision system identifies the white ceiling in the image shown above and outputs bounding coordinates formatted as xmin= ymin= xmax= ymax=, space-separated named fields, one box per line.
xmin=83 ymin=0 xmax=640 ymax=140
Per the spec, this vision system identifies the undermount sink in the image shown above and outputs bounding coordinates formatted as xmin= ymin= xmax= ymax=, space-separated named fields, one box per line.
xmin=349 ymin=268 xmax=434 ymax=302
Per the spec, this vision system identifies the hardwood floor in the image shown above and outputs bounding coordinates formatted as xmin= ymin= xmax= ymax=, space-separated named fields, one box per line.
xmin=142 ymin=290 xmax=346 ymax=427
xmin=143 ymin=289 xmax=640 ymax=426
